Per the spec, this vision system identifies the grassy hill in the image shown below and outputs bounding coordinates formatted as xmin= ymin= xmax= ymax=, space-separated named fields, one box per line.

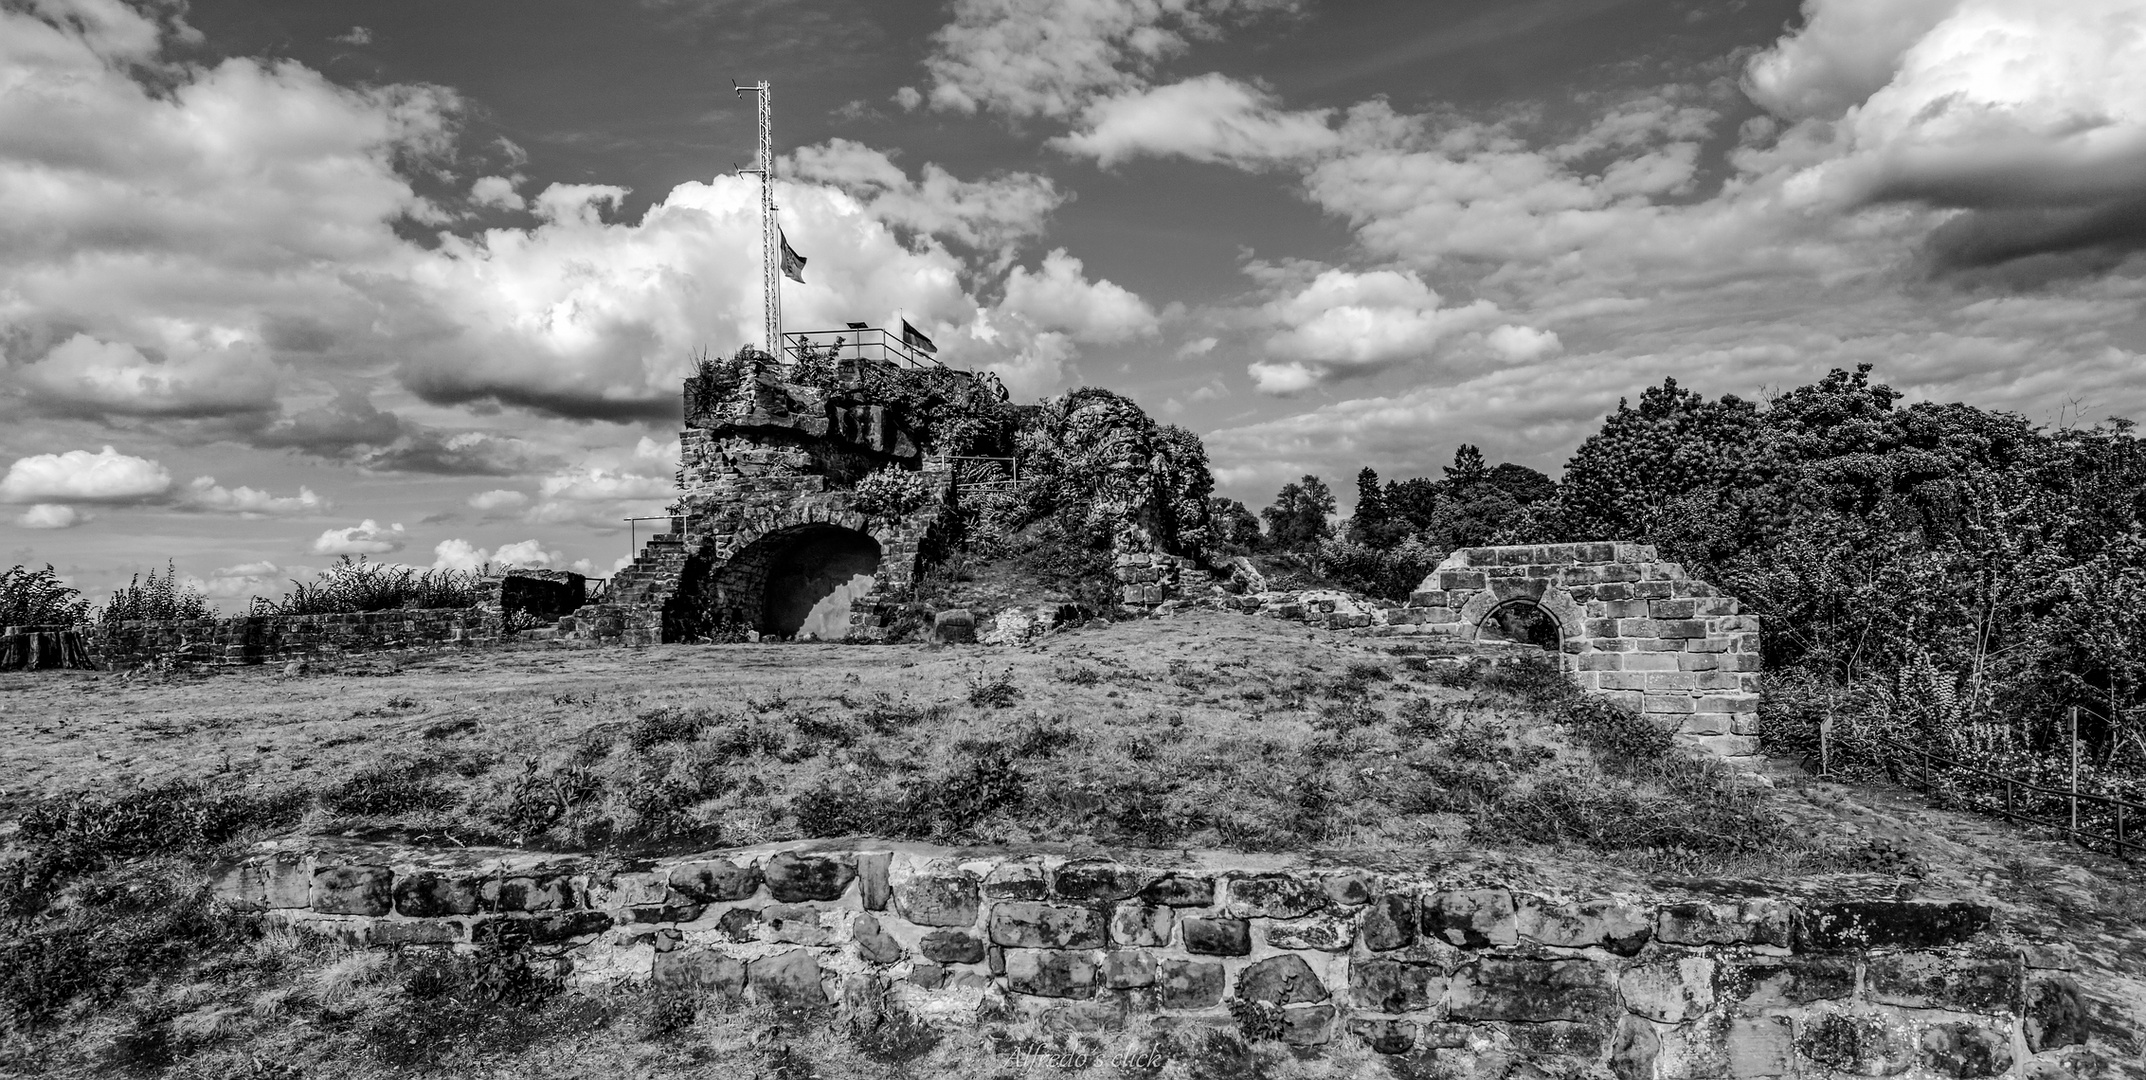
xmin=1 ymin=611 xmax=2141 ymax=1078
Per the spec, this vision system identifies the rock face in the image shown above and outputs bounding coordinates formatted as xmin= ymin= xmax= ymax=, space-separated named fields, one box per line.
xmin=217 ymin=841 xmax=2060 ymax=1075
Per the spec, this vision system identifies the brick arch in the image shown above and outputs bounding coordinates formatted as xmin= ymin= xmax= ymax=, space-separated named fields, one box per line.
xmin=1400 ymin=542 xmax=1763 ymax=758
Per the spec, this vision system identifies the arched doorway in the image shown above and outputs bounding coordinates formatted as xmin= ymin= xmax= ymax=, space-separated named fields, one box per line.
xmin=1477 ymin=599 xmax=1563 ymax=652
xmin=760 ymin=526 xmax=881 ymax=637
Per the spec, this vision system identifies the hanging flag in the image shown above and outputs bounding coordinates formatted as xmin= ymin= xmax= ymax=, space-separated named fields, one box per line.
xmin=779 ymin=229 xmax=807 ymax=284
xmin=901 ymin=318 xmax=938 ymax=355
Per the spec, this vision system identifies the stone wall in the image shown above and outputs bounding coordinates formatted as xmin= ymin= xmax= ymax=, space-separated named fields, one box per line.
xmin=216 ymin=839 xmax=2081 ymax=1078
xmin=88 ymin=608 xmax=497 ymax=670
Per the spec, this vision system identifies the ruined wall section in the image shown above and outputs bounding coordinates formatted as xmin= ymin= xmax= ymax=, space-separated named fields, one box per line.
xmin=219 ymin=839 xmax=2079 ymax=1078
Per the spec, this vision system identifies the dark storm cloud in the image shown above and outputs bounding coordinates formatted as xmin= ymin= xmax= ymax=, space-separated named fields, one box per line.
xmin=1922 ymin=196 xmax=2146 ymax=280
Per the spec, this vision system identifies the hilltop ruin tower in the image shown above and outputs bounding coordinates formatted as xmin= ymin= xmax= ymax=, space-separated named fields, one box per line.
xmin=561 ymin=331 xmax=980 ymax=645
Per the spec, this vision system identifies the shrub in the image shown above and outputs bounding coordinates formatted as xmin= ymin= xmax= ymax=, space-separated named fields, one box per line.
xmin=0 ymin=564 xmax=90 ymax=625
xmin=852 ymin=467 xmax=938 ymax=520
xmin=319 ymin=758 xmax=460 ymax=818
xmin=966 ymin=666 xmax=1021 ymax=708
xmin=0 ymin=863 xmax=251 ymax=1024
xmin=98 ymin=561 xmax=214 ymax=623
xmin=628 ymin=707 xmax=713 ymax=751
xmin=258 ymin=556 xmax=483 ymax=615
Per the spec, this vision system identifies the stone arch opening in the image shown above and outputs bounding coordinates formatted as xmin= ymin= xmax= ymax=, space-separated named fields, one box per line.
xmin=1478 ymin=598 xmax=1564 ymax=652
xmin=758 ymin=526 xmax=882 ymax=638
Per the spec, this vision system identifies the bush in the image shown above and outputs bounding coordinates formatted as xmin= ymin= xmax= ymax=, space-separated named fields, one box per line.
xmin=319 ymin=758 xmax=461 ymax=818
xmin=628 ymin=707 xmax=714 ymax=751
xmin=0 ymin=564 xmax=90 ymax=625
xmin=852 ymin=467 xmax=938 ymax=520
xmin=98 ymin=561 xmax=214 ymax=623
xmin=258 ymin=556 xmax=484 ymax=615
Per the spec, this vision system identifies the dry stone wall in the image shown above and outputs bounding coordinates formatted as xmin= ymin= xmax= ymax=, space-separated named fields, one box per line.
xmin=86 ymin=608 xmax=499 ymax=670
xmin=217 ymin=839 xmax=2082 ymax=1078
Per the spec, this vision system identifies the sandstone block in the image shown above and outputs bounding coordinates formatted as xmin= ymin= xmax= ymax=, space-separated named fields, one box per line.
xmin=1644 ymin=695 xmax=1697 ymax=714
xmin=1161 ymin=959 xmax=1225 ymax=1009
xmin=312 ymin=865 xmax=391 ymax=916
xmin=983 ymin=859 xmax=1047 ymax=900
xmin=1644 ymin=672 xmax=1699 ymax=692
xmin=218 ymin=852 xmax=311 ymax=911
xmin=369 ymin=918 xmax=465 ymax=946
xmin=1656 ymin=900 xmax=1792 ymax=947
xmin=919 ymin=929 xmax=987 ymax=965
xmin=2025 ymin=974 xmax=2085 ymax=1051
xmin=1362 ymin=892 xmax=1417 ymax=951
xmin=762 ymin=851 xmax=855 ymax=902
xmin=1919 ymin=1022 xmax=2012 ymax=1079
xmin=1280 ymin=1005 xmax=1334 ymax=1046
xmin=989 ymin=901 xmax=1105 ymax=949
xmin=669 ymin=857 xmax=761 ymax=903
xmin=1580 ymin=653 xmax=1624 ymax=672
xmin=1727 ymin=1016 xmax=1793 ymax=1078
xmin=1138 ymin=872 xmax=1215 ymax=907
xmin=895 ymin=872 xmax=981 ymax=927
xmin=1228 ymin=873 xmax=1324 ymax=918
xmin=748 ymin=948 xmax=826 ymax=1007
xmin=1351 ymin=960 xmax=1444 ymax=1012
xmin=1349 ymin=1017 xmax=1416 ymax=1054
xmin=652 ymin=947 xmax=746 ymax=997
xmin=1516 ymin=896 xmax=1651 ymax=955
xmin=1624 ymin=653 xmax=1678 ymax=672
xmin=1632 ymin=582 xmax=1672 ymax=599
xmin=853 ymin=913 xmax=903 ymax=965
xmin=1610 ymin=1014 xmax=1660 ymax=1080
xmin=1447 ymin=959 xmax=1616 ymax=1023
xmin=858 ymin=851 xmax=891 ymax=910
xmin=1267 ymin=912 xmax=1355 ymax=952
xmin=473 ymin=910 xmax=612 ymax=945
xmin=1510 ymin=1020 xmax=1612 ymax=1059
xmin=1183 ymin=916 xmax=1251 ymax=956
xmin=1619 ymin=956 xmax=1716 ymax=1023
xmin=1005 ymin=949 xmax=1097 ymax=999
xmin=1863 ymin=952 xmax=2021 ymax=1013
xmin=627 ymin=901 xmax=705 ymax=924
xmin=394 ymin=870 xmax=483 ymax=917
xmin=1684 ymin=713 xmax=1734 ymax=736
xmin=1103 ymin=949 xmax=1156 ymax=989
xmin=1318 ymin=873 xmax=1373 ymax=906
xmin=1793 ymin=1011 xmax=1912 ymax=1075
xmin=1423 ymin=888 xmax=1516 ymax=948
xmin=1236 ymin=954 xmax=1328 ymax=1005
xmin=1054 ymin=859 xmax=1150 ymax=901
xmin=1650 ymin=599 xmax=1696 ymax=618
xmin=1597 ymin=672 xmax=1647 ymax=691
xmin=1722 ymin=956 xmax=1855 ymax=1009
xmin=1792 ymin=900 xmax=1990 ymax=952
xmin=1109 ymin=902 xmax=1173 ymax=947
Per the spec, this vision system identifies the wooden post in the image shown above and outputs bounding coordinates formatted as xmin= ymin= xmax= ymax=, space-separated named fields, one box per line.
xmin=2068 ymin=705 xmax=2080 ymax=843
xmin=2004 ymin=778 xmax=2014 ymax=821
xmin=2118 ymin=802 xmax=2129 ymax=860
xmin=1819 ymin=714 xmax=1832 ymax=777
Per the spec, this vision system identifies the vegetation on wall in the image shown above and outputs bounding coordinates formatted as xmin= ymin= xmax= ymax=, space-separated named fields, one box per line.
xmin=254 ymin=557 xmax=487 ymax=616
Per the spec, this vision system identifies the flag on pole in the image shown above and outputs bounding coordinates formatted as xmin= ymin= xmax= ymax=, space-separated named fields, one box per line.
xmin=779 ymin=229 xmax=806 ymax=284
xmin=901 ymin=318 xmax=937 ymax=355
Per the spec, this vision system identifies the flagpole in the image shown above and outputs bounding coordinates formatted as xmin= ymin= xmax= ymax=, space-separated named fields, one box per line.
xmin=733 ymin=79 xmax=779 ymax=363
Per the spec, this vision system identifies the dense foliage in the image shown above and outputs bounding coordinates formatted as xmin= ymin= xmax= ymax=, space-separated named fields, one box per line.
xmin=255 ymin=557 xmax=486 ymax=615
xmin=0 ymin=565 xmax=88 ymax=626
xmin=98 ymin=561 xmax=214 ymax=623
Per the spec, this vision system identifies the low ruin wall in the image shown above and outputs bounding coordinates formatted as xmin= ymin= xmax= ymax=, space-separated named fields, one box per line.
xmin=88 ymin=608 xmax=496 ymax=670
xmin=217 ymin=839 xmax=2083 ymax=1078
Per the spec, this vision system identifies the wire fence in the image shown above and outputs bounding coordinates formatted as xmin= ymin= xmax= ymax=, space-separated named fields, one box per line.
xmin=1836 ymin=708 xmax=2144 ymax=860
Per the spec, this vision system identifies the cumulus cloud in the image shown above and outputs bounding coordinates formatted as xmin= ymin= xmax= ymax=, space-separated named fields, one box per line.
xmin=431 ymin=537 xmax=559 ymax=571
xmin=788 ymin=140 xmax=1064 ymax=259
xmin=17 ymin=334 xmax=279 ymax=418
xmin=179 ymin=477 xmax=330 ymax=517
xmin=470 ymin=174 xmax=525 ymax=210
xmin=312 ymin=519 xmax=406 ymax=555
xmin=1001 ymin=249 xmax=1160 ymax=344
xmin=922 ymin=0 xmax=1299 ymax=119
xmin=468 ymin=489 xmax=530 ymax=514
xmin=1053 ymin=74 xmax=1339 ymax=169
xmin=16 ymin=504 xmax=86 ymax=529
xmin=1483 ymin=324 xmax=1563 ymax=362
xmin=188 ymin=560 xmax=288 ymax=600
xmin=0 ymin=446 xmax=173 ymax=504
xmin=1254 ymin=268 xmax=1501 ymax=390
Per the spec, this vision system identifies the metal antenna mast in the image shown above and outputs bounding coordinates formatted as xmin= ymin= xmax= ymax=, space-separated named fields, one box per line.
xmin=733 ymin=80 xmax=778 ymax=360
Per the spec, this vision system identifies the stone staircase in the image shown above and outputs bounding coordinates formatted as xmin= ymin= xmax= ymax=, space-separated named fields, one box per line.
xmin=559 ymin=524 xmax=689 ymax=645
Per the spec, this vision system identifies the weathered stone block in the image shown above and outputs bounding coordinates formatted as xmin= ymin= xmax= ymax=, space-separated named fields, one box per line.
xmin=1183 ymin=916 xmax=1251 ymax=956
xmin=1054 ymin=859 xmax=1151 ymax=901
xmin=850 ymin=913 xmax=903 ymax=965
xmin=1722 ymin=956 xmax=1856 ymax=1008
xmin=1362 ymin=892 xmax=1417 ymax=951
xmin=1610 ymin=1014 xmax=1660 ymax=1080
xmin=918 ymin=929 xmax=987 ymax=965
xmin=1644 ymin=694 xmax=1698 ymax=714
xmin=1280 ymin=1005 xmax=1334 ymax=1046
xmin=1423 ymin=888 xmax=1517 ymax=948
xmin=652 ymin=947 xmax=747 ymax=997
xmin=895 ymin=872 xmax=981 ymax=927
xmin=369 ymin=918 xmax=465 ymax=946
xmin=1919 ymin=1022 xmax=2013 ymax=1078
xmin=1005 ymin=949 xmax=1097 ymax=999
xmin=394 ymin=870 xmax=483 ymax=917
xmin=1793 ymin=1011 xmax=1912 ymax=1075
xmin=762 ymin=851 xmax=855 ymax=902
xmin=1103 ymin=949 xmax=1156 ymax=989
xmin=1598 ymin=672 xmax=1648 ymax=691
xmin=1228 ymin=873 xmax=1324 ymax=918
xmin=627 ymin=901 xmax=706 ymax=924
xmin=1624 ymin=653 xmax=1678 ymax=672
xmin=2025 ymin=973 xmax=2085 ymax=1051
xmin=1516 ymin=896 xmax=1651 ymax=955
xmin=1237 ymin=955 xmax=1328 ymax=1005
xmin=1446 ymin=959 xmax=1615 ymax=1023
xmin=312 ymin=865 xmax=391 ymax=916
xmin=989 ymin=900 xmax=1105 ymax=949
xmin=496 ymin=874 xmax=575 ymax=912
xmin=1619 ymin=956 xmax=1716 ymax=1023
xmin=747 ymin=948 xmax=826 ymax=1007
xmin=218 ymin=852 xmax=311 ymax=911
xmin=1268 ymin=912 xmax=1355 ymax=952
xmin=858 ymin=851 xmax=891 ymax=910
xmin=1350 ymin=1017 xmax=1416 ymax=1054
xmin=1510 ymin=1020 xmax=1613 ymax=1059
xmin=1863 ymin=952 xmax=2021 ymax=1013
xmin=1135 ymin=872 xmax=1213 ymax=907
xmin=1656 ymin=900 xmax=1792 ymax=947
xmin=1319 ymin=873 xmax=1373 ymax=906
xmin=1580 ymin=653 xmax=1625 ymax=671
xmin=1109 ymin=902 xmax=1173 ymax=947
xmin=1351 ymin=960 xmax=1444 ymax=1012
xmin=1729 ymin=1015 xmax=1795 ymax=1078
xmin=1792 ymin=900 xmax=1990 ymax=952
xmin=474 ymin=910 xmax=612 ymax=945
xmin=983 ymin=859 xmax=1047 ymax=900
xmin=1161 ymin=959 xmax=1225 ymax=1009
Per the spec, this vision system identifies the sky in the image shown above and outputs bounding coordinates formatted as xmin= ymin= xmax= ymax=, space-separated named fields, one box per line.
xmin=4 ymin=0 xmax=2146 ymax=606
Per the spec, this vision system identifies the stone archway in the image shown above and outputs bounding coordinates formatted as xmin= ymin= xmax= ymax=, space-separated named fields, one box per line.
xmin=670 ymin=523 xmax=885 ymax=641
xmin=1478 ymin=598 xmax=1563 ymax=651
xmin=1400 ymin=542 xmax=1762 ymax=758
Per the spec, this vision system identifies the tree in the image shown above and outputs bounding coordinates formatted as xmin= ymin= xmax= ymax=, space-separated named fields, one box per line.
xmin=1443 ymin=444 xmax=1488 ymax=486
xmin=1384 ymin=477 xmax=1440 ymax=534
xmin=1261 ymin=475 xmax=1335 ymax=551
xmin=1209 ymin=497 xmax=1263 ymax=551
xmin=1347 ymin=467 xmax=1407 ymax=548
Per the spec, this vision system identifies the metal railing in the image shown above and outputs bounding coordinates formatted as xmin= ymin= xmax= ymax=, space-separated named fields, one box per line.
xmin=782 ymin=327 xmax=942 ymax=371
xmin=1851 ymin=713 xmax=2143 ymax=860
